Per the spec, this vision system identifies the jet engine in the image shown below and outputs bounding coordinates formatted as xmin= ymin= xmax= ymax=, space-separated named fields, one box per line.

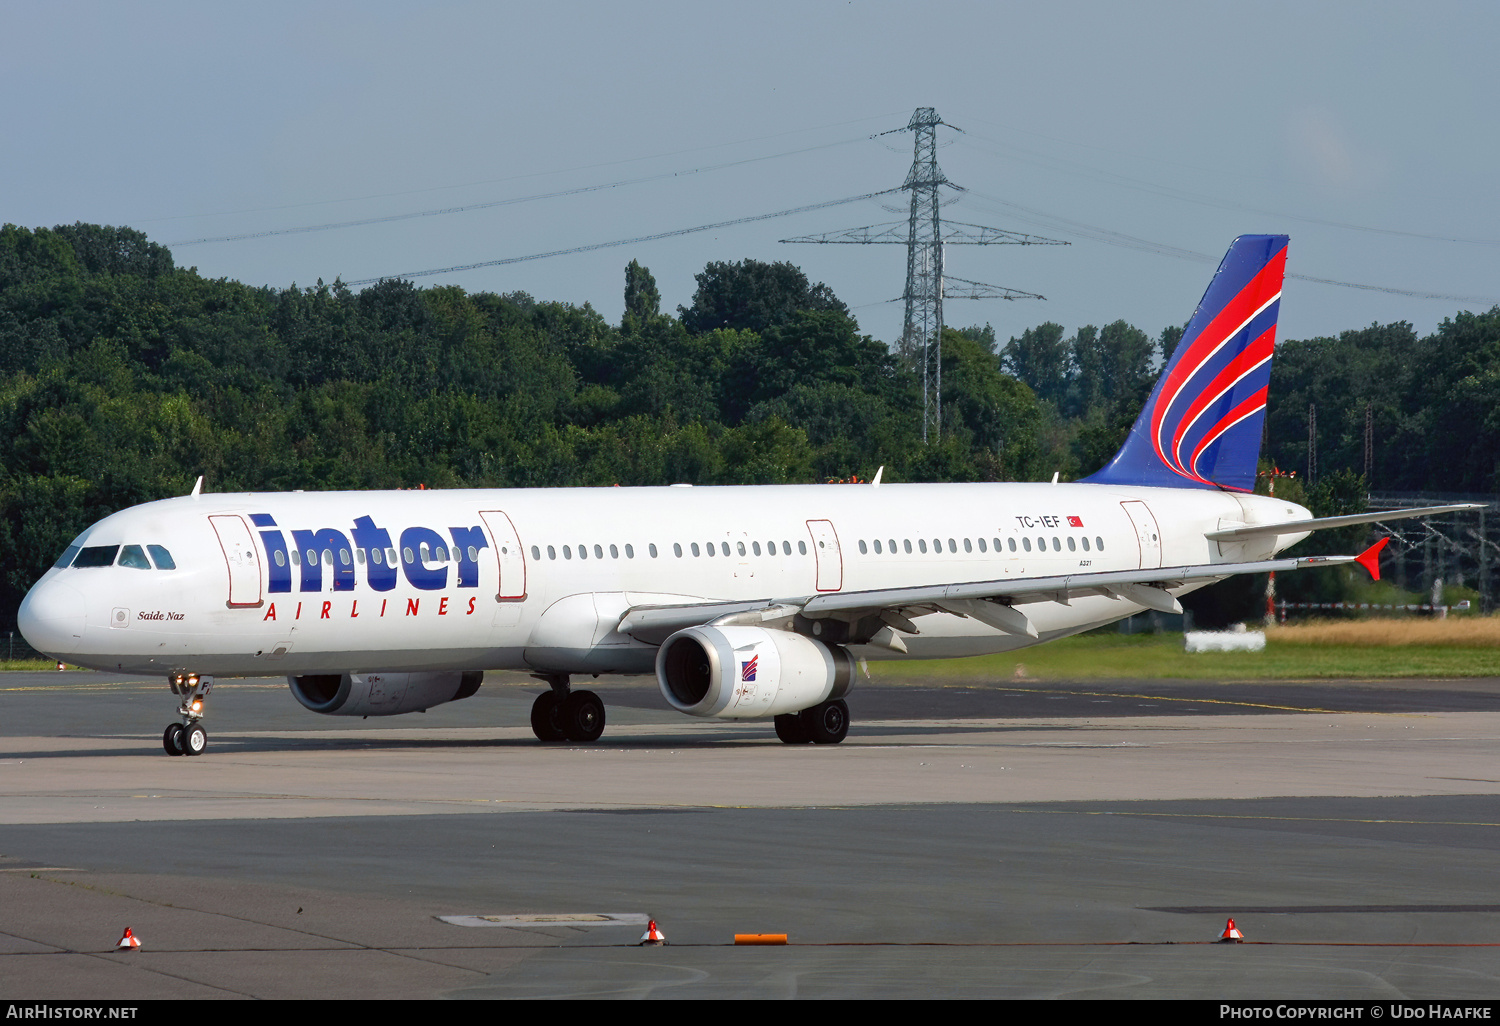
xmin=656 ymin=625 xmax=854 ymax=719
xmin=289 ymin=670 xmax=483 ymax=716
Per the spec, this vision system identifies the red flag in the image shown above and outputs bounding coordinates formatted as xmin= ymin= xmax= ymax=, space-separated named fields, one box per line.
xmin=1067 ymin=516 xmax=1084 ymax=527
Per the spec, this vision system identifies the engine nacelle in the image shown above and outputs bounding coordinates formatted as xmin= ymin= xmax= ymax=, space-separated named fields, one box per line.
xmin=656 ymin=625 xmax=854 ymax=719
xmin=289 ymin=670 xmax=483 ymax=717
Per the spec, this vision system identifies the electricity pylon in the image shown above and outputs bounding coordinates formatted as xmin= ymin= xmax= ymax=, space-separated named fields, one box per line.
xmin=783 ymin=107 xmax=1066 ymax=442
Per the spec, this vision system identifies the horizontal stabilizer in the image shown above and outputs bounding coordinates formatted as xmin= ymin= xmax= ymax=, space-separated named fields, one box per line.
xmin=1205 ymin=504 xmax=1485 ymax=541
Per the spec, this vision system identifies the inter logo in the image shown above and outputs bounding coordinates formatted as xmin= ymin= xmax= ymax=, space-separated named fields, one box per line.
xmin=741 ymin=655 xmax=758 ymax=682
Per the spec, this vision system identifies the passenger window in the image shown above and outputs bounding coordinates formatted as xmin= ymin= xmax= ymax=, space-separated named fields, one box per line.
xmin=436 ymin=546 xmax=447 ymax=562
xmin=753 ymin=541 xmax=762 ymax=556
xmin=976 ymin=538 xmax=984 ymax=553
xmin=873 ymin=540 xmax=882 ymax=554
xmin=610 ymin=544 xmax=619 ymax=559
xmin=118 ymin=545 xmax=151 ymax=569
xmin=932 ymin=539 xmax=941 ymax=553
xmin=648 ymin=543 xmax=657 ymax=558
xmin=531 ymin=545 xmax=540 ymax=560
xmin=673 ymin=543 xmax=682 ymax=557
xmin=903 ymin=539 xmax=912 ymax=554
xmin=578 ymin=544 xmax=588 ymax=560
xmin=292 ymin=550 xmax=302 ymax=566
xmin=323 ymin=550 xmax=334 ymax=566
xmin=1067 ymin=537 xmax=1076 ymax=551
xmin=469 ymin=546 xmax=479 ymax=561
xmin=888 ymin=538 xmax=897 ymax=553
xmin=1006 ymin=538 xmax=1014 ymax=552
xmin=148 ymin=545 xmax=176 ymax=570
xmin=420 ymin=544 xmax=429 ymax=561
xmin=54 ymin=545 xmax=81 ymax=569
xmin=737 ymin=541 xmax=746 ymax=556
xmin=918 ymin=539 xmax=928 ymax=553
xmin=386 ymin=547 xmax=397 ymax=565
xmin=595 ymin=544 xmax=604 ymax=559
xmin=859 ymin=540 xmax=868 ymax=554
xmin=1081 ymin=537 xmax=1090 ymax=551
xmin=1052 ymin=537 xmax=1061 ymax=552
xmin=404 ymin=547 xmax=415 ymax=563
xmin=949 ymin=539 xmax=957 ymax=553
xmin=798 ymin=541 xmax=807 ymax=555
xmin=623 ymin=544 xmax=632 ymax=559
xmin=341 ymin=548 xmax=352 ymax=565
xmin=563 ymin=545 xmax=572 ymax=560
xmin=547 ymin=545 xmax=557 ymax=560
xmin=1036 ymin=537 xmax=1045 ymax=551
xmin=705 ymin=542 xmax=714 ymax=557
xmin=73 ymin=545 xmax=119 ymax=568
xmin=275 ymin=550 xmax=286 ymax=567
xmin=356 ymin=548 xmax=366 ymax=565
xmin=782 ymin=541 xmax=791 ymax=555
xmin=691 ymin=543 xmax=700 ymax=557
xmin=1022 ymin=538 xmax=1032 ymax=552
xmin=1096 ymin=536 xmax=1105 ymax=551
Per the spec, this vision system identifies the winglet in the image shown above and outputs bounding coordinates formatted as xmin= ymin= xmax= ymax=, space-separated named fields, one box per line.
xmin=872 ymin=466 xmax=883 ymax=488
xmin=190 ymin=475 xmax=203 ymax=498
xmin=1355 ymin=537 xmax=1389 ymax=581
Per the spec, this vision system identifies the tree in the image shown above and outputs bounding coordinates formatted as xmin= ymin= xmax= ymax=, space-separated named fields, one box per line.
xmin=621 ymin=259 xmax=662 ymax=334
xmin=1000 ymin=322 xmax=1069 ymax=408
xmin=678 ymin=259 xmax=847 ymax=335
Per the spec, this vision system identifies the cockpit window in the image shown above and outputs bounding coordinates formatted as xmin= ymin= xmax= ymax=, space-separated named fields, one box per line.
xmin=148 ymin=545 xmax=176 ymax=570
xmin=73 ymin=545 xmax=120 ymax=568
xmin=117 ymin=545 xmax=152 ymax=569
xmin=54 ymin=545 xmax=81 ymax=569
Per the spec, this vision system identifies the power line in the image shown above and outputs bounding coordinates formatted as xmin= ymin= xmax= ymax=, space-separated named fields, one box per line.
xmin=344 ymin=188 xmax=902 ymax=287
xmin=960 ymin=190 xmax=1500 ymax=305
xmin=957 ymin=129 xmax=1500 ymax=246
xmin=170 ymin=135 xmax=877 ymax=247
xmin=139 ymin=110 xmax=911 ymax=224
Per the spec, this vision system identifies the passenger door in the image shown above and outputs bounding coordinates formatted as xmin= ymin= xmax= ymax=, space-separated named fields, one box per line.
xmin=209 ymin=514 xmax=263 ymax=608
xmin=1120 ymin=501 xmax=1162 ymax=569
xmin=805 ymin=519 xmax=843 ymax=592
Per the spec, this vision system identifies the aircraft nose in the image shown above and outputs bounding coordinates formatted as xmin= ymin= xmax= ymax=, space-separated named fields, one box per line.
xmin=18 ymin=578 xmax=87 ymax=658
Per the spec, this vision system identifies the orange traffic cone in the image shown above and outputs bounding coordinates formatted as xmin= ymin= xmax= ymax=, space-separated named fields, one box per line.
xmin=117 ymin=927 xmax=140 ymax=950
xmin=639 ymin=919 xmax=667 ymax=946
xmin=1218 ymin=917 xmax=1243 ymax=943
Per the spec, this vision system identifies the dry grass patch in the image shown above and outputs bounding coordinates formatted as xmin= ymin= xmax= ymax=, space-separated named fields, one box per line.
xmin=1271 ymin=616 xmax=1500 ymax=647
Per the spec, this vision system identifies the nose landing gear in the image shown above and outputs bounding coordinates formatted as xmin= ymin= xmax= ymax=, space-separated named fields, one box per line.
xmin=162 ymin=674 xmax=212 ymax=756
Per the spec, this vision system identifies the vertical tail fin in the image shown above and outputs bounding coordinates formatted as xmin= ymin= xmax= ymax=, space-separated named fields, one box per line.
xmin=1083 ymin=234 xmax=1289 ymax=492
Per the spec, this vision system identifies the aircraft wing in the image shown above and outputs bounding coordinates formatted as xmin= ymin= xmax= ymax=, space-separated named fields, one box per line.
xmin=618 ymin=553 xmax=1356 ymax=644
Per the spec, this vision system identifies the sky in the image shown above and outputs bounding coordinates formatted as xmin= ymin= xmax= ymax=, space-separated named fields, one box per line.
xmin=5 ymin=0 xmax=1498 ymax=350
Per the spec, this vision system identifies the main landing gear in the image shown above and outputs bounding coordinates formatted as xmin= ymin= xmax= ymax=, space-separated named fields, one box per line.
xmin=162 ymin=673 xmax=212 ymax=756
xmin=529 ymin=674 xmax=606 ymax=743
xmin=774 ymin=699 xmax=849 ymax=745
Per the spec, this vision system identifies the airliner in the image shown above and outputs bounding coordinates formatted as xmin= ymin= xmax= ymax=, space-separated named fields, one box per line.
xmin=16 ymin=236 xmax=1473 ymax=755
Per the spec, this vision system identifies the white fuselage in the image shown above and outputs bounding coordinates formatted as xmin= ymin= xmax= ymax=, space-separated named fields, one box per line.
xmin=18 ymin=481 xmax=1310 ymax=678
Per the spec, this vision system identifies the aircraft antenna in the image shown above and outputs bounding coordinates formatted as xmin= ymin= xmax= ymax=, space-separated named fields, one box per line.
xmin=783 ymin=107 xmax=1067 ymax=443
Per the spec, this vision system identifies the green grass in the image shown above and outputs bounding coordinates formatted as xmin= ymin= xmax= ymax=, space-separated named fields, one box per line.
xmin=0 ymin=659 xmax=68 ymax=672
xmin=868 ymin=632 xmax=1500 ymax=682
